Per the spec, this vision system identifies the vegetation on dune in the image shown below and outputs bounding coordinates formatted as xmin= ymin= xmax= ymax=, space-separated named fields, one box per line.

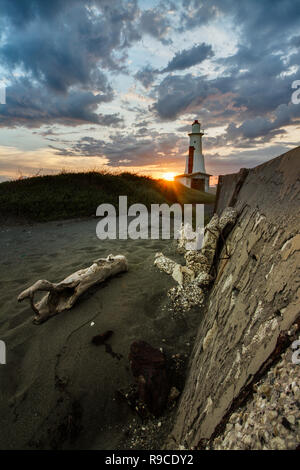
xmin=0 ymin=171 xmax=215 ymax=223
xmin=158 ymin=179 xmax=215 ymax=205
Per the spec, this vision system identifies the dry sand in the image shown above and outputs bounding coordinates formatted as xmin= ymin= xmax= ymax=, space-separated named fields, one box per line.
xmin=0 ymin=217 xmax=202 ymax=449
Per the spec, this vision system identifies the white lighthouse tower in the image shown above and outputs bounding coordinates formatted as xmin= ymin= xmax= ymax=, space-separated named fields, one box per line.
xmin=175 ymin=119 xmax=210 ymax=192
xmin=185 ymin=119 xmax=205 ymax=174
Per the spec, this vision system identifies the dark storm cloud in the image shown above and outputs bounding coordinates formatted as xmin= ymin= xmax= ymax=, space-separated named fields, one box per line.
xmin=151 ymin=73 xmax=218 ymax=120
xmin=1 ymin=0 xmax=300 ymax=151
xmin=179 ymin=0 xmax=300 ymax=45
xmin=0 ymin=1 xmax=140 ymax=93
xmin=150 ymin=0 xmax=300 ymax=144
xmin=0 ymin=0 xmax=73 ymax=26
xmin=0 ymin=78 xmax=123 ymax=128
xmin=146 ymin=0 xmax=300 ymax=149
xmin=0 ymin=0 xmax=140 ymax=127
xmin=226 ymin=103 xmax=300 ymax=141
xmin=152 ymin=62 xmax=300 ymax=144
xmin=161 ymin=43 xmax=213 ymax=73
xmin=135 ymin=43 xmax=214 ymax=88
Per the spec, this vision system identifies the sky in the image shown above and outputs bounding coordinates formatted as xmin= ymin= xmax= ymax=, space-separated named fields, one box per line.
xmin=0 ymin=0 xmax=299 ymax=182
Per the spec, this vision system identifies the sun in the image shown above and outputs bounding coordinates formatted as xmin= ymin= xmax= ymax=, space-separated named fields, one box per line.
xmin=162 ymin=172 xmax=176 ymax=181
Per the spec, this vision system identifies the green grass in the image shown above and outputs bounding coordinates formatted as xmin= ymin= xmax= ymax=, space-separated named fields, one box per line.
xmin=0 ymin=171 xmax=215 ymax=223
xmin=158 ymin=179 xmax=216 ymax=205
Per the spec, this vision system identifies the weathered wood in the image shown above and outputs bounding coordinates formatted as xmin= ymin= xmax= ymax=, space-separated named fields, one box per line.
xmin=18 ymin=254 xmax=128 ymax=324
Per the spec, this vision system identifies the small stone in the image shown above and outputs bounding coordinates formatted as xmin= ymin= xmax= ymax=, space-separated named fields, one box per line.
xmin=270 ymin=437 xmax=286 ymax=450
xmin=269 ymin=410 xmax=278 ymax=419
xmin=242 ymin=435 xmax=252 ymax=447
xmin=235 ymin=423 xmax=242 ymax=432
xmin=229 ymin=412 xmax=238 ymax=424
xmin=286 ymin=415 xmax=295 ymax=426
xmin=225 ymin=423 xmax=233 ymax=432
xmin=168 ymin=387 xmax=180 ymax=402
xmin=259 ymin=384 xmax=271 ymax=397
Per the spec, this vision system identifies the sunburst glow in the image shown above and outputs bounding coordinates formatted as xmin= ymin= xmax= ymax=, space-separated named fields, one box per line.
xmin=162 ymin=172 xmax=176 ymax=181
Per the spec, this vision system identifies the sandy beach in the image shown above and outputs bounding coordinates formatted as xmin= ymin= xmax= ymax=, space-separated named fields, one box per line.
xmin=0 ymin=217 xmax=202 ymax=449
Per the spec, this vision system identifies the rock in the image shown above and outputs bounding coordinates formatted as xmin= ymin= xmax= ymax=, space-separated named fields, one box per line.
xmin=154 ymin=207 xmax=238 ymax=312
xmin=168 ymin=282 xmax=204 ymax=311
xmin=270 ymin=437 xmax=286 ymax=450
xmin=168 ymin=387 xmax=180 ymax=402
xmin=154 ymin=253 xmax=177 ymax=275
xmin=129 ymin=341 xmax=170 ymax=417
xmin=286 ymin=415 xmax=295 ymax=426
xmin=195 ymin=272 xmax=213 ymax=286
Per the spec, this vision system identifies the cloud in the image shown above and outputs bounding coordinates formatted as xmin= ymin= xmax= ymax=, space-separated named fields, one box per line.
xmin=0 ymin=1 xmax=141 ymax=93
xmin=0 ymin=1 xmax=142 ymax=128
xmin=50 ymin=130 xmax=184 ymax=167
xmin=150 ymin=35 xmax=300 ymax=142
xmin=134 ymin=66 xmax=158 ymax=88
xmin=205 ymin=144 xmax=293 ymax=175
xmin=138 ymin=7 xmax=172 ymax=44
xmin=0 ymin=0 xmax=74 ymax=26
xmin=0 ymin=78 xmax=124 ymax=128
xmin=178 ymin=0 xmax=300 ymax=44
xmin=225 ymin=103 xmax=300 ymax=141
xmin=0 ymin=0 xmax=300 ymax=172
xmin=135 ymin=43 xmax=213 ymax=88
xmin=151 ymin=73 xmax=218 ymax=120
xmin=161 ymin=43 xmax=213 ymax=73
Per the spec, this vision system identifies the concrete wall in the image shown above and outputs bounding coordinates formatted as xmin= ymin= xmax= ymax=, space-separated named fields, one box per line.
xmin=166 ymin=147 xmax=300 ymax=449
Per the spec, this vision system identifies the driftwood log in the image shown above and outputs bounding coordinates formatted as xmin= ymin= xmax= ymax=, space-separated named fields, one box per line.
xmin=17 ymin=254 xmax=128 ymax=324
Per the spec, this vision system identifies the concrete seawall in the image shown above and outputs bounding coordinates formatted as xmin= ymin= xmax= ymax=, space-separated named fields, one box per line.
xmin=166 ymin=147 xmax=300 ymax=449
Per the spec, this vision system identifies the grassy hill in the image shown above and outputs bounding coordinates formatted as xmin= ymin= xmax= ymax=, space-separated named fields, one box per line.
xmin=0 ymin=171 xmax=215 ymax=223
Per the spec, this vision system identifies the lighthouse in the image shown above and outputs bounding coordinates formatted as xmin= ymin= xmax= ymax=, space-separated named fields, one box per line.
xmin=175 ymin=120 xmax=210 ymax=192
xmin=185 ymin=120 xmax=205 ymax=174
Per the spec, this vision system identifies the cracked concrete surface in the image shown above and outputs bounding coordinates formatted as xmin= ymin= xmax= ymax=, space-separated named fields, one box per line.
xmin=166 ymin=147 xmax=300 ymax=450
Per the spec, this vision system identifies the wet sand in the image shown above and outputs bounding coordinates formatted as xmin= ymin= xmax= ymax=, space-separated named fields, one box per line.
xmin=0 ymin=217 xmax=202 ymax=449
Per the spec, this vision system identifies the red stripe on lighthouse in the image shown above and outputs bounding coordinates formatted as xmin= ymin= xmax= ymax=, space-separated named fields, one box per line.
xmin=188 ymin=146 xmax=194 ymax=174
